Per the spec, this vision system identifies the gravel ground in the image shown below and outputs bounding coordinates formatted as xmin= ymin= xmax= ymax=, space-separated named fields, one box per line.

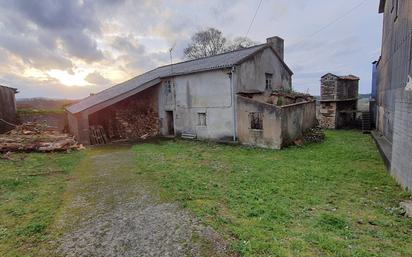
xmin=53 ymin=146 xmax=229 ymax=257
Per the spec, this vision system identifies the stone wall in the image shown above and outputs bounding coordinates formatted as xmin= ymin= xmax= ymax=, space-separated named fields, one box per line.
xmin=319 ymin=102 xmax=337 ymax=128
xmin=391 ymin=90 xmax=412 ymax=191
xmin=236 ymin=96 xmax=317 ymax=149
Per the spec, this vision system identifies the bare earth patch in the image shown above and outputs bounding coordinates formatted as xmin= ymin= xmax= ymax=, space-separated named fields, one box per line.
xmin=50 ymin=146 xmax=228 ymax=257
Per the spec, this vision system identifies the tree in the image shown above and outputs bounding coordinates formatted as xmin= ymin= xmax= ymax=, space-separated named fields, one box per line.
xmin=183 ymin=28 xmax=258 ymax=60
xmin=225 ymin=37 xmax=259 ymax=51
xmin=183 ymin=28 xmax=227 ymax=59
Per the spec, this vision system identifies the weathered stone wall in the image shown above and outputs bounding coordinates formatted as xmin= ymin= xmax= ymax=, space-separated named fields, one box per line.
xmin=320 ymin=74 xmax=337 ymax=101
xmin=0 ymin=86 xmax=17 ymax=133
xmin=236 ymin=47 xmax=292 ymax=93
xmin=159 ymin=70 xmax=234 ymax=140
xmin=319 ymin=102 xmax=337 ymax=128
xmin=89 ymin=85 xmax=160 ymax=141
xmin=376 ymin=0 xmax=412 ymax=142
xmin=280 ymin=101 xmax=317 ymax=146
xmin=236 ymin=96 xmax=317 ymax=149
xmin=236 ymin=96 xmax=283 ymax=149
xmin=391 ymin=90 xmax=412 ymax=191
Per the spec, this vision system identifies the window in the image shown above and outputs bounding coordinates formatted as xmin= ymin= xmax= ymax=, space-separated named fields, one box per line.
xmin=391 ymin=0 xmax=395 ymax=12
xmin=198 ymin=113 xmax=207 ymax=126
xmin=265 ymin=73 xmax=273 ymax=91
xmin=165 ymin=80 xmax=172 ymax=94
xmin=250 ymin=112 xmax=263 ymax=130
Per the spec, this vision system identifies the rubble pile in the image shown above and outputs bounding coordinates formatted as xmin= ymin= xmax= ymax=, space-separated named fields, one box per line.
xmin=0 ymin=122 xmax=83 ymax=153
xmin=303 ymin=126 xmax=325 ymax=143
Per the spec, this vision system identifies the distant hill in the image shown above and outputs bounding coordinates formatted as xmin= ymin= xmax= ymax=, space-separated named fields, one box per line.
xmin=17 ymin=98 xmax=79 ymax=110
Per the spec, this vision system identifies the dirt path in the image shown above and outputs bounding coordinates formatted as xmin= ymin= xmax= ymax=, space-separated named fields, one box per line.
xmin=49 ymin=145 xmax=228 ymax=257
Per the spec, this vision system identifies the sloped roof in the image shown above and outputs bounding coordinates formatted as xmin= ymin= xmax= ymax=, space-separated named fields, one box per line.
xmin=67 ymin=43 xmax=292 ymax=114
xmin=321 ymin=73 xmax=359 ymax=81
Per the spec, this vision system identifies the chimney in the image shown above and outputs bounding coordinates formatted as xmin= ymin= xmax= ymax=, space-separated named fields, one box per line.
xmin=266 ymin=36 xmax=284 ymax=61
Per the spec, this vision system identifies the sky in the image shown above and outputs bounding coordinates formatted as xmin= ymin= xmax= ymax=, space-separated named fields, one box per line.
xmin=0 ymin=0 xmax=382 ymax=99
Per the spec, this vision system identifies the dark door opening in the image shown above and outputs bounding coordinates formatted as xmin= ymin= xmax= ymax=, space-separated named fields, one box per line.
xmin=166 ymin=111 xmax=174 ymax=136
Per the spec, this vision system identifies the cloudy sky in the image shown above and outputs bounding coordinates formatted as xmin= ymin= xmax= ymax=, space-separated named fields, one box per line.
xmin=0 ymin=0 xmax=382 ymax=99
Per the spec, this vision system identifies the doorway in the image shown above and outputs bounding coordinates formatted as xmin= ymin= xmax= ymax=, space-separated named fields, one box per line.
xmin=165 ymin=111 xmax=174 ymax=136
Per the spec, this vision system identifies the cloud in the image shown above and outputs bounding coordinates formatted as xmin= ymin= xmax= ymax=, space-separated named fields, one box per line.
xmin=85 ymin=72 xmax=112 ymax=86
xmin=0 ymin=0 xmax=383 ymax=98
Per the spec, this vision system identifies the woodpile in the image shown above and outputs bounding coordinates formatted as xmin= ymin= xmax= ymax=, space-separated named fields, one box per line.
xmin=0 ymin=122 xmax=84 ymax=153
xmin=114 ymin=108 xmax=159 ymax=139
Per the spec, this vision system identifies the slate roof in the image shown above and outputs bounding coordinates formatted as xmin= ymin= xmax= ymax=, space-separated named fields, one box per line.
xmin=67 ymin=43 xmax=290 ymax=114
xmin=321 ymin=73 xmax=359 ymax=81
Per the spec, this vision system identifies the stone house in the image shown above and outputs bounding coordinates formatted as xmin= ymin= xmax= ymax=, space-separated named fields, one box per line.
xmin=0 ymin=85 xmax=18 ymax=133
xmin=319 ymin=73 xmax=359 ymax=129
xmin=372 ymin=0 xmax=412 ymax=191
xmin=66 ymin=36 xmax=317 ymax=149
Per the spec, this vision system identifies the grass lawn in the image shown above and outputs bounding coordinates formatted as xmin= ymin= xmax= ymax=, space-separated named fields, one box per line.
xmin=0 ymin=151 xmax=84 ymax=256
xmin=133 ymin=130 xmax=412 ymax=257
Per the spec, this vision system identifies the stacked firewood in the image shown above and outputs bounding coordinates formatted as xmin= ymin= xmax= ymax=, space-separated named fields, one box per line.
xmin=0 ymin=122 xmax=83 ymax=153
xmin=114 ymin=108 xmax=159 ymax=139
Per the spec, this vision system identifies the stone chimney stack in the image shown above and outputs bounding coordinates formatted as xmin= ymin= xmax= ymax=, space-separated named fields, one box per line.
xmin=266 ymin=36 xmax=284 ymax=61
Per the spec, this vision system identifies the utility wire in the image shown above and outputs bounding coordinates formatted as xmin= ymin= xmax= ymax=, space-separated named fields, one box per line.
xmin=245 ymin=0 xmax=263 ymax=38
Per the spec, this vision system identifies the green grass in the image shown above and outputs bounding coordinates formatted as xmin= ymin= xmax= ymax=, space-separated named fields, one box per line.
xmin=0 ymin=151 xmax=84 ymax=256
xmin=133 ymin=130 xmax=412 ymax=257
xmin=17 ymin=108 xmax=65 ymax=116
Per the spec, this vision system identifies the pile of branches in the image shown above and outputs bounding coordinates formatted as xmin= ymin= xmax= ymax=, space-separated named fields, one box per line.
xmin=0 ymin=122 xmax=83 ymax=153
xmin=303 ymin=126 xmax=325 ymax=144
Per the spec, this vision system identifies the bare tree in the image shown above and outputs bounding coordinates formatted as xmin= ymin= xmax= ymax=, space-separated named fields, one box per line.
xmin=183 ymin=28 xmax=227 ymax=59
xmin=184 ymin=28 xmax=259 ymax=60
xmin=225 ymin=37 xmax=259 ymax=51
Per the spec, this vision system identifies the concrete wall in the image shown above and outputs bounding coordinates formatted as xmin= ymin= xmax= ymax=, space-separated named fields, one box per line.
xmin=237 ymin=96 xmax=316 ymax=149
xmin=235 ymin=48 xmax=292 ymax=93
xmin=159 ymin=69 xmax=235 ymax=140
xmin=376 ymin=0 xmax=412 ymax=142
xmin=391 ymin=90 xmax=412 ymax=191
xmin=0 ymin=86 xmax=17 ymax=133
xmin=281 ymin=101 xmax=317 ymax=146
xmin=237 ymin=96 xmax=283 ymax=149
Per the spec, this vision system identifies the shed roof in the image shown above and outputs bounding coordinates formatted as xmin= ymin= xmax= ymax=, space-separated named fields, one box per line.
xmin=67 ymin=43 xmax=292 ymax=114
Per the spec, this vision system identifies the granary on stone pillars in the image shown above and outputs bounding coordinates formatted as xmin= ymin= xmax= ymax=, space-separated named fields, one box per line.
xmin=319 ymin=73 xmax=359 ymax=129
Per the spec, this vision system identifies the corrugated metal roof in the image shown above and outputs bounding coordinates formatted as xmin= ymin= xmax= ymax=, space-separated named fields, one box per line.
xmin=67 ymin=44 xmax=273 ymax=114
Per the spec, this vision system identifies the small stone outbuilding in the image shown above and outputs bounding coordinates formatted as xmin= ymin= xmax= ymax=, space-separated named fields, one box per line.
xmin=0 ymin=85 xmax=18 ymax=133
xmin=319 ymin=73 xmax=359 ymax=129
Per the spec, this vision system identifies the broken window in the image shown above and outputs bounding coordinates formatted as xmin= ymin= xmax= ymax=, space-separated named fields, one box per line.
xmin=198 ymin=113 xmax=207 ymax=126
xmin=265 ymin=73 xmax=273 ymax=91
xmin=165 ymin=80 xmax=172 ymax=94
xmin=250 ymin=112 xmax=263 ymax=130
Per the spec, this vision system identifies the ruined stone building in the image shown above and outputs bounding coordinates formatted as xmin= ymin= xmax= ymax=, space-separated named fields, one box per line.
xmin=319 ymin=73 xmax=359 ymax=129
xmin=0 ymin=85 xmax=18 ymax=133
xmin=372 ymin=0 xmax=412 ymax=191
xmin=66 ymin=36 xmax=317 ymax=149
